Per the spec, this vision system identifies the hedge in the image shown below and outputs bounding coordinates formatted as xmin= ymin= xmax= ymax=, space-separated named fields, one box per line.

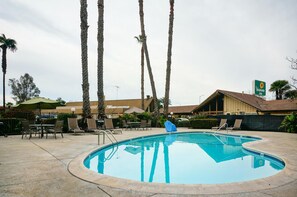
xmin=190 ymin=118 xmax=218 ymax=129
xmin=0 ymin=118 xmax=22 ymax=135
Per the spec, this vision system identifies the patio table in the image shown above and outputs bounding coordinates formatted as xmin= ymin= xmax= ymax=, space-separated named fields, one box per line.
xmin=30 ymin=124 xmax=55 ymax=138
xmin=127 ymin=122 xmax=141 ymax=130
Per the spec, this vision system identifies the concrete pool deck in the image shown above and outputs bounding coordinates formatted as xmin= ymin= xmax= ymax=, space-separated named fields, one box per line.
xmin=0 ymin=128 xmax=297 ymax=197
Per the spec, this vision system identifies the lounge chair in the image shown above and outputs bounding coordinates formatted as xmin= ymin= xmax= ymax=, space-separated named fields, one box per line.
xmin=46 ymin=120 xmax=64 ymax=139
xmin=146 ymin=119 xmax=152 ymax=129
xmin=212 ymin=118 xmax=227 ymax=130
xmin=139 ymin=120 xmax=148 ymax=130
xmin=21 ymin=120 xmax=40 ymax=139
xmin=67 ymin=118 xmax=85 ymax=134
xmin=104 ymin=119 xmax=122 ymax=134
xmin=122 ymin=120 xmax=129 ymax=130
xmin=227 ymin=119 xmax=242 ymax=131
xmin=87 ymin=118 xmax=106 ymax=144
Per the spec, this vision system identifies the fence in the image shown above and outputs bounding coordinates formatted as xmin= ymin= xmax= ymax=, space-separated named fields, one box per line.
xmin=212 ymin=115 xmax=286 ymax=131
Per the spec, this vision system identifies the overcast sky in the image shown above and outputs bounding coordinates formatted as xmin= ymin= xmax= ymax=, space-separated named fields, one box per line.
xmin=1 ymin=0 xmax=297 ymax=106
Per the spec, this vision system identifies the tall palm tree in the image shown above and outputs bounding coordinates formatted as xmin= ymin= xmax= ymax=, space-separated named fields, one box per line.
xmin=134 ymin=35 xmax=145 ymax=110
xmin=80 ymin=0 xmax=91 ymax=119
xmin=97 ymin=0 xmax=105 ymax=119
xmin=269 ymin=80 xmax=291 ymax=100
xmin=138 ymin=0 xmax=159 ymax=118
xmin=163 ymin=0 xmax=175 ymax=115
xmin=0 ymin=34 xmax=17 ymax=110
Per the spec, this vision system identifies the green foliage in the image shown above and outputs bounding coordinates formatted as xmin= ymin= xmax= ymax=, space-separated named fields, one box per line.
xmin=158 ymin=115 xmax=167 ymax=128
xmin=120 ymin=114 xmax=138 ymax=121
xmin=190 ymin=118 xmax=218 ymax=129
xmin=176 ymin=120 xmax=190 ymax=127
xmin=269 ymin=80 xmax=291 ymax=100
xmin=280 ymin=113 xmax=297 ymax=133
xmin=285 ymin=90 xmax=297 ymax=99
xmin=9 ymin=73 xmax=40 ymax=103
xmin=191 ymin=115 xmax=208 ymax=119
xmin=2 ymin=108 xmax=35 ymax=121
xmin=56 ymin=97 xmax=66 ymax=105
xmin=57 ymin=113 xmax=77 ymax=132
xmin=0 ymin=118 xmax=22 ymax=135
xmin=136 ymin=112 xmax=152 ymax=120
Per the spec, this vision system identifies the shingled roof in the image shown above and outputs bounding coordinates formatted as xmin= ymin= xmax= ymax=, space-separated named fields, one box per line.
xmin=197 ymin=89 xmax=297 ymax=113
xmin=160 ymin=105 xmax=198 ymax=114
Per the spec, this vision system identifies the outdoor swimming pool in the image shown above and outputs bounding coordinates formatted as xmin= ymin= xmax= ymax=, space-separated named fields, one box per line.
xmin=84 ymin=132 xmax=285 ymax=184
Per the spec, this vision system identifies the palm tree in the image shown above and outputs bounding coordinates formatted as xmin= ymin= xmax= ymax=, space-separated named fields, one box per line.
xmin=163 ymin=0 xmax=175 ymax=115
xmin=269 ymin=80 xmax=291 ymax=100
xmin=80 ymin=0 xmax=91 ymax=119
xmin=134 ymin=35 xmax=145 ymax=110
xmin=0 ymin=34 xmax=17 ymax=110
xmin=97 ymin=0 xmax=105 ymax=119
xmin=138 ymin=0 xmax=159 ymax=118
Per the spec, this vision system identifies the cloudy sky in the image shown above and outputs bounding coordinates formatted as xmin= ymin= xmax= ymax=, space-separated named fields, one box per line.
xmin=1 ymin=0 xmax=297 ymax=106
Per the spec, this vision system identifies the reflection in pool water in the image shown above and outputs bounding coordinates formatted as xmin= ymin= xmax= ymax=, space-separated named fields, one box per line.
xmin=84 ymin=133 xmax=284 ymax=184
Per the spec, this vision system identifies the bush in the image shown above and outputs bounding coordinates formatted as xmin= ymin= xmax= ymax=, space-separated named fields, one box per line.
xmin=2 ymin=109 xmax=35 ymax=121
xmin=176 ymin=120 xmax=191 ymax=127
xmin=280 ymin=113 xmax=297 ymax=133
xmin=0 ymin=118 xmax=22 ymax=135
xmin=190 ymin=118 xmax=218 ymax=129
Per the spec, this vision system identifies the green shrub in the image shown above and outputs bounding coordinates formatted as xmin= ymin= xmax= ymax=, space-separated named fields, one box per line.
xmin=0 ymin=118 xmax=22 ymax=135
xmin=190 ymin=118 xmax=218 ymax=129
xmin=176 ymin=120 xmax=191 ymax=127
xmin=280 ymin=113 xmax=297 ymax=133
xmin=158 ymin=115 xmax=167 ymax=128
xmin=2 ymin=109 xmax=35 ymax=121
xmin=137 ymin=112 xmax=152 ymax=120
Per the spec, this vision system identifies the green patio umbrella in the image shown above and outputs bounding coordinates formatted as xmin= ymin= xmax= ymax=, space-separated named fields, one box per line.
xmin=15 ymin=97 xmax=61 ymax=115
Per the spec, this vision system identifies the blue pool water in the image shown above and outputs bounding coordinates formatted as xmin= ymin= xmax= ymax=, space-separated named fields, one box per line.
xmin=84 ymin=133 xmax=285 ymax=184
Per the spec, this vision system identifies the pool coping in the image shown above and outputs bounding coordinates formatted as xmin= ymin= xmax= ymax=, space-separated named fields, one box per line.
xmin=67 ymin=131 xmax=296 ymax=195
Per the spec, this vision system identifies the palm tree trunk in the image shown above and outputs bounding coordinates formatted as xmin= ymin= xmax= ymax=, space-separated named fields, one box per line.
xmin=80 ymin=0 xmax=91 ymax=119
xmin=97 ymin=0 xmax=105 ymax=119
xmin=141 ymin=45 xmax=144 ymax=110
xmin=164 ymin=0 xmax=174 ymax=116
xmin=1 ymin=48 xmax=7 ymax=110
xmin=138 ymin=0 xmax=159 ymax=118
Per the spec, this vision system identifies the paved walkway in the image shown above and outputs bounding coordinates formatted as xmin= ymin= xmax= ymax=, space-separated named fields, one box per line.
xmin=0 ymin=128 xmax=296 ymax=197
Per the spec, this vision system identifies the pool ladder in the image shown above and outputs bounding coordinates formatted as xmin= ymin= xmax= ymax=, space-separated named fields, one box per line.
xmin=96 ymin=130 xmax=119 ymax=162
xmin=97 ymin=130 xmax=118 ymax=145
xmin=214 ymin=123 xmax=228 ymax=134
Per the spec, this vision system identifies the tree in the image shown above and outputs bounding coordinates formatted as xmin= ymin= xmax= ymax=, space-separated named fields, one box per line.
xmin=134 ymin=35 xmax=145 ymax=110
xmin=97 ymin=0 xmax=105 ymax=119
xmin=285 ymin=90 xmax=297 ymax=99
xmin=164 ymin=0 xmax=175 ymax=115
xmin=0 ymin=34 xmax=17 ymax=110
xmin=138 ymin=0 xmax=159 ymax=119
xmin=269 ymin=80 xmax=291 ymax=100
xmin=8 ymin=73 xmax=40 ymax=103
xmin=80 ymin=0 xmax=91 ymax=119
xmin=56 ymin=97 xmax=66 ymax=106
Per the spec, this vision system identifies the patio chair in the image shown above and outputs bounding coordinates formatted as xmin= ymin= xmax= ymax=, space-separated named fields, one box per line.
xmin=139 ymin=120 xmax=148 ymax=130
xmin=146 ymin=119 xmax=152 ymax=129
xmin=122 ymin=120 xmax=130 ymax=130
xmin=104 ymin=119 xmax=122 ymax=134
xmin=212 ymin=118 xmax=227 ymax=130
xmin=227 ymin=119 xmax=242 ymax=131
xmin=87 ymin=118 xmax=106 ymax=144
xmin=21 ymin=120 xmax=40 ymax=139
xmin=46 ymin=120 xmax=64 ymax=139
xmin=67 ymin=118 xmax=85 ymax=134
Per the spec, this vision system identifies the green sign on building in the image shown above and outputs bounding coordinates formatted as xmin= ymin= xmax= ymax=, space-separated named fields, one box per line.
xmin=253 ymin=80 xmax=266 ymax=96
